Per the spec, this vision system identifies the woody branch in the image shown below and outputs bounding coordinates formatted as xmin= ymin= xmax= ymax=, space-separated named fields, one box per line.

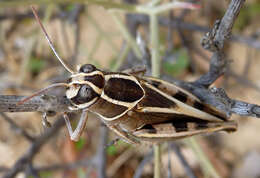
xmin=165 ymin=0 xmax=260 ymax=119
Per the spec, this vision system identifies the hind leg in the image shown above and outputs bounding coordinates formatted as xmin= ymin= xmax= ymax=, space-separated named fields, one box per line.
xmin=106 ymin=124 xmax=140 ymax=145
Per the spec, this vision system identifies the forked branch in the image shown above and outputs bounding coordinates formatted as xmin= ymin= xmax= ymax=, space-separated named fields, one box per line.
xmin=195 ymin=0 xmax=246 ymax=87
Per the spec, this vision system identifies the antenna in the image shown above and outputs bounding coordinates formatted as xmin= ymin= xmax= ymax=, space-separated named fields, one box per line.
xmin=31 ymin=6 xmax=75 ymax=74
xmin=17 ymin=83 xmax=70 ymax=105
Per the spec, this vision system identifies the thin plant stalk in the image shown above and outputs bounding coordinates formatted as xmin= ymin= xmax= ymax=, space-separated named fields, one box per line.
xmin=0 ymin=0 xmax=136 ymax=12
xmin=111 ymin=43 xmax=131 ymax=71
xmin=136 ymin=1 xmax=197 ymax=14
xmin=110 ymin=12 xmax=142 ymax=59
xmin=88 ymin=15 xmax=118 ymax=55
xmin=185 ymin=138 xmax=221 ymax=178
xmin=153 ymin=144 xmax=161 ymax=178
xmin=88 ymin=35 xmax=102 ymax=62
xmin=149 ymin=11 xmax=161 ymax=178
xmin=150 ymin=13 xmax=160 ymax=77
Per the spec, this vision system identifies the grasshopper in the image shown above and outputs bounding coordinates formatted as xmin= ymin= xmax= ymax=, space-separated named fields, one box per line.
xmin=19 ymin=7 xmax=237 ymax=145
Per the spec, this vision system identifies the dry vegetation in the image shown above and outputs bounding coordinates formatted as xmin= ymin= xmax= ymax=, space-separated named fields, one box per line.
xmin=0 ymin=0 xmax=260 ymax=178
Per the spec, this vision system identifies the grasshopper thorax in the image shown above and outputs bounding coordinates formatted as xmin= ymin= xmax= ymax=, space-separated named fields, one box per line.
xmin=66 ymin=64 xmax=105 ymax=109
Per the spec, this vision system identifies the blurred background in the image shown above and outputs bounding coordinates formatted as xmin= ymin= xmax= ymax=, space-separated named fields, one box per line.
xmin=0 ymin=0 xmax=260 ymax=178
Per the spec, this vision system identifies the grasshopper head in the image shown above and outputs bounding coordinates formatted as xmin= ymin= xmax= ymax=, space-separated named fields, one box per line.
xmin=66 ymin=64 xmax=105 ymax=109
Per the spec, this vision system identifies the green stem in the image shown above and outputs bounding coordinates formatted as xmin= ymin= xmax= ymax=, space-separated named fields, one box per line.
xmin=150 ymin=14 xmax=160 ymax=77
xmin=153 ymin=144 xmax=161 ymax=178
xmin=150 ymin=10 xmax=161 ymax=178
xmin=0 ymin=0 xmax=136 ymax=12
xmin=147 ymin=0 xmax=161 ymax=7
xmin=153 ymin=2 xmax=195 ymax=14
xmin=185 ymin=138 xmax=221 ymax=178
xmin=137 ymin=2 xmax=195 ymax=15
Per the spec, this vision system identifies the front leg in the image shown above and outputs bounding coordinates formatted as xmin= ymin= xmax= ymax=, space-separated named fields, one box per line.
xmin=106 ymin=124 xmax=140 ymax=145
xmin=63 ymin=110 xmax=88 ymax=141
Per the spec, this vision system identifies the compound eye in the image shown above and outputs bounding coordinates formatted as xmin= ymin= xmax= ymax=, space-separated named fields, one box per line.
xmin=78 ymin=85 xmax=94 ymax=99
xmin=79 ymin=64 xmax=96 ymax=73
xmin=71 ymin=85 xmax=99 ymax=105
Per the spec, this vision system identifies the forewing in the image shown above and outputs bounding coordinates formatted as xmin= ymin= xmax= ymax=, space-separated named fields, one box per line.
xmin=138 ymin=76 xmax=228 ymax=122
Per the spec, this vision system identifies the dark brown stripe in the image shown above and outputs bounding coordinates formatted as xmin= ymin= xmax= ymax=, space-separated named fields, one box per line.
xmin=194 ymin=101 xmax=227 ymax=121
xmin=104 ymin=78 xmax=144 ymax=102
xmin=71 ymin=85 xmax=99 ymax=105
xmin=210 ymin=112 xmax=226 ymax=121
xmin=150 ymin=80 xmax=160 ymax=88
xmin=145 ymin=79 xmax=188 ymax=106
xmin=89 ymin=98 xmax=128 ymax=118
xmin=138 ymin=85 xmax=177 ymax=108
xmin=84 ymin=74 xmax=104 ymax=89
xmin=193 ymin=101 xmax=204 ymax=110
xmin=67 ymin=77 xmax=72 ymax=84
xmin=172 ymin=91 xmax=188 ymax=103
xmin=195 ymin=122 xmax=209 ymax=130
xmin=150 ymin=115 xmax=209 ymax=132
xmin=172 ymin=122 xmax=188 ymax=132
xmin=140 ymin=124 xmax=157 ymax=133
